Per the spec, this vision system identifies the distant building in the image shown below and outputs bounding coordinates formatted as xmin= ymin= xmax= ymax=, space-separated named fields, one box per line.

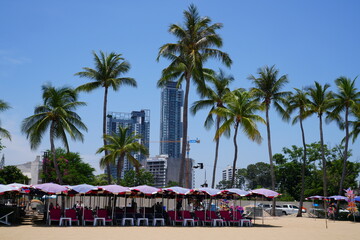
xmin=222 ymin=165 xmax=237 ymax=182
xmin=15 ymin=156 xmax=42 ymax=185
xmin=145 ymin=154 xmax=195 ymax=188
xmin=160 ymin=81 xmax=183 ymax=158
xmin=106 ymin=110 xmax=150 ymax=179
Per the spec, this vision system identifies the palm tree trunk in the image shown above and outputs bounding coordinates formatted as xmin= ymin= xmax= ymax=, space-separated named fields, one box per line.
xmin=339 ymin=107 xmax=349 ymax=196
xmin=103 ymin=87 xmax=111 ymax=184
xmin=50 ymin=122 xmax=63 ymax=184
xmin=231 ymin=122 xmax=239 ymax=187
xmin=179 ymin=76 xmax=190 ymax=187
xmin=319 ymin=114 xmax=328 ymax=197
xmin=117 ymin=155 xmax=125 ymax=185
xmin=319 ymin=114 xmax=328 ymax=220
xmin=265 ymin=106 xmax=276 ymax=216
xmin=297 ymin=117 xmax=306 ymax=217
xmin=211 ymin=115 xmax=221 ymax=188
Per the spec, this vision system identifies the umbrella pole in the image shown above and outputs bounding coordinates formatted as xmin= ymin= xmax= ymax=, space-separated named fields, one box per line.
xmin=254 ymin=197 xmax=256 ymax=225
xmin=262 ymin=196 xmax=264 ymax=225
xmin=125 ymin=195 xmax=127 ymax=216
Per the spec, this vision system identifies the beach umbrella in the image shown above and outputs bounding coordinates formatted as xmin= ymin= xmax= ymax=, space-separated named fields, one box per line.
xmin=326 ymin=195 xmax=348 ymax=201
xmin=0 ymin=184 xmax=17 ymax=194
xmin=355 ymin=196 xmax=360 ymax=202
xmin=163 ymin=186 xmax=189 ymax=195
xmin=305 ymin=195 xmax=324 ymax=200
xmin=189 ymin=187 xmax=222 ymax=197
xmin=33 ymin=183 xmax=68 ymax=194
xmin=100 ymin=185 xmax=129 ymax=195
xmin=224 ymin=189 xmax=250 ymax=197
xmin=130 ymin=185 xmax=162 ymax=195
xmin=250 ymin=188 xmax=280 ymax=198
xmin=68 ymin=184 xmax=98 ymax=194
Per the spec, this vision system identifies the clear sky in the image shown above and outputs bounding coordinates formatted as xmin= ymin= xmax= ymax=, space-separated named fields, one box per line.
xmin=1 ymin=1 xmax=359 ymax=187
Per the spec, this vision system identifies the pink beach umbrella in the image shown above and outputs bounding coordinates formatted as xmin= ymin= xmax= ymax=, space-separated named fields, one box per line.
xmin=100 ymin=185 xmax=129 ymax=195
xmin=305 ymin=195 xmax=324 ymax=200
xmin=190 ymin=187 xmax=222 ymax=197
xmin=224 ymin=188 xmax=250 ymax=197
xmin=326 ymin=195 xmax=348 ymax=201
xmin=163 ymin=186 xmax=190 ymax=195
xmin=250 ymin=188 xmax=280 ymax=198
xmin=0 ymin=184 xmax=18 ymax=194
xmin=33 ymin=183 xmax=67 ymax=194
xmin=69 ymin=184 xmax=98 ymax=194
xmin=130 ymin=185 xmax=162 ymax=195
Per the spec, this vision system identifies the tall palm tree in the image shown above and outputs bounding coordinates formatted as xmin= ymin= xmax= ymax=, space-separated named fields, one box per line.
xmin=157 ymin=4 xmax=232 ymax=187
xmin=96 ymin=126 xmax=148 ymax=184
xmin=0 ymin=100 xmax=11 ymax=140
xmin=328 ymin=76 xmax=360 ymax=196
xmin=21 ymin=84 xmax=87 ymax=184
xmin=213 ymin=89 xmax=265 ymax=187
xmin=191 ymin=69 xmax=233 ymax=188
xmin=307 ymin=82 xmax=333 ymax=198
xmin=286 ymin=88 xmax=311 ymax=217
xmin=348 ymin=105 xmax=360 ymax=143
xmin=248 ymin=65 xmax=290 ymax=215
xmin=75 ymin=51 xmax=136 ymax=183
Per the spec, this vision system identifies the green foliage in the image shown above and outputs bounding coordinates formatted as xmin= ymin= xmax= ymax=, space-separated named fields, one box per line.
xmin=92 ymin=174 xmax=111 ymax=186
xmin=166 ymin=181 xmax=180 ymax=187
xmin=120 ymin=169 xmax=154 ymax=187
xmin=42 ymin=148 xmax=95 ymax=185
xmin=0 ymin=138 xmax=5 ymax=153
xmin=275 ymin=142 xmax=360 ymax=200
xmin=0 ymin=166 xmax=29 ymax=184
xmin=245 ymin=162 xmax=272 ymax=189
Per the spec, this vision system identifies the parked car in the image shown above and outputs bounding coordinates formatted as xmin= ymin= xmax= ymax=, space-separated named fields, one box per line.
xmin=279 ymin=204 xmax=306 ymax=215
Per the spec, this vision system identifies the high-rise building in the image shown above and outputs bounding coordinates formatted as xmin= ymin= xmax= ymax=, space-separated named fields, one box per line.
xmin=106 ymin=110 xmax=150 ymax=179
xmin=160 ymin=81 xmax=183 ymax=158
xmin=222 ymin=165 xmax=237 ymax=182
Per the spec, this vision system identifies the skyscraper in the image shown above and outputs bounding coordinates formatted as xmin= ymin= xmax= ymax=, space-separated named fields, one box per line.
xmin=106 ymin=109 xmax=150 ymax=178
xmin=160 ymin=81 xmax=183 ymax=158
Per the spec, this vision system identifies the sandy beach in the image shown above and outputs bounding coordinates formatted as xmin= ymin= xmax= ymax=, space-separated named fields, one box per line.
xmin=0 ymin=216 xmax=358 ymax=240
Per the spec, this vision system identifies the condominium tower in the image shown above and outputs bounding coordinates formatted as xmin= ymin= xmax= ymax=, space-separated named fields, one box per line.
xmin=160 ymin=81 xmax=183 ymax=158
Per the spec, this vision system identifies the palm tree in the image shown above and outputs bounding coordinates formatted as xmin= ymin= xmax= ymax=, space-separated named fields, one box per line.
xmin=191 ymin=69 xmax=233 ymax=188
xmin=307 ymin=82 xmax=333 ymax=198
xmin=0 ymin=100 xmax=11 ymax=140
xmin=328 ymin=76 xmax=360 ymax=196
xmin=248 ymin=65 xmax=290 ymax=215
xmin=21 ymin=84 xmax=87 ymax=184
xmin=157 ymin=4 xmax=232 ymax=187
xmin=285 ymin=88 xmax=311 ymax=217
xmin=213 ymin=89 xmax=265 ymax=187
xmin=348 ymin=105 xmax=360 ymax=143
xmin=75 ymin=51 xmax=136 ymax=183
xmin=96 ymin=126 xmax=148 ymax=184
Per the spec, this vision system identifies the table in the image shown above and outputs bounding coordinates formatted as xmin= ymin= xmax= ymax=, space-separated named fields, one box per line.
xmin=183 ymin=219 xmax=195 ymax=226
xmin=137 ymin=218 xmax=148 ymax=226
xmin=122 ymin=218 xmax=134 ymax=226
xmin=93 ymin=217 xmax=105 ymax=226
xmin=59 ymin=217 xmax=72 ymax=226
xmin=212 ymin=219 xmax=224 ymax=227
xmin=153 ymin=218 xmax=165 ymax=226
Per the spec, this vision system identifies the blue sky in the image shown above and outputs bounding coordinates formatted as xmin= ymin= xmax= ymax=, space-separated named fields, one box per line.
xmin=1 ymin=1 xmax=359 ymax=187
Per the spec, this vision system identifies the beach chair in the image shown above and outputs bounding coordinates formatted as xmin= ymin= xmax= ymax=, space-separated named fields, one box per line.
xmin=168 ymin=211 xmax=183 ymax=226
xmin=180 ymin=211 xmax=199 ymax=226
xmin=194 ymin=211 xmax=212 ymax=226
xmin=65 ymin=209 xmax=80 ymax=226
xmin=83 ymin=209 xmax=95 ymax=226
xmin=48 ymin=208 xmax=62 ymax=225
xmin=97 ymin=209 xmax=113 ymax=226
xmin=219 ymin=211 xmax=239 ymax=226
xmin=0 ymin=211 xmax=14 ymax=226
xmin=206 ymin=211 xmax=224 ymax=226
xmin=233 ymin=211 xmax=252 ymax=227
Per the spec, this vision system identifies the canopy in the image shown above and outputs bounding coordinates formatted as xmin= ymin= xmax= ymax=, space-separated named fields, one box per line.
xmin=327 ymin=195 xmax=348 ymax=201
xmin=129 ymin=185 xmax=161 ymax=195
xmin=33 ymin=183 xmax=68 ymax=194
xmin=163 ymin=186 xmax=190 ymax=195
xmin=100 ymin=185 xmax=129 ymax=194
xmin=0 ymin=184 xmax=17 ymax=194
xmin=68 ymin=184 xmax=98 ymax=194
xmin=355 ymin=196 xmax=360 ymax=202
xmin=306 ymin=195 xmax=324 ymax=200
xmin=250 ymin=188 xmax=280 ymax=198
xmin=223 ymin=188 xmax=250 ymax=197
xmin=190 ymin=187 xmax=222 ymax=197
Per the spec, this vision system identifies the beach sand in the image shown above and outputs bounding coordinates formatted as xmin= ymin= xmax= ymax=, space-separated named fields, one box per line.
xmin=0 ymin=216 xmax=358 ymax=240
